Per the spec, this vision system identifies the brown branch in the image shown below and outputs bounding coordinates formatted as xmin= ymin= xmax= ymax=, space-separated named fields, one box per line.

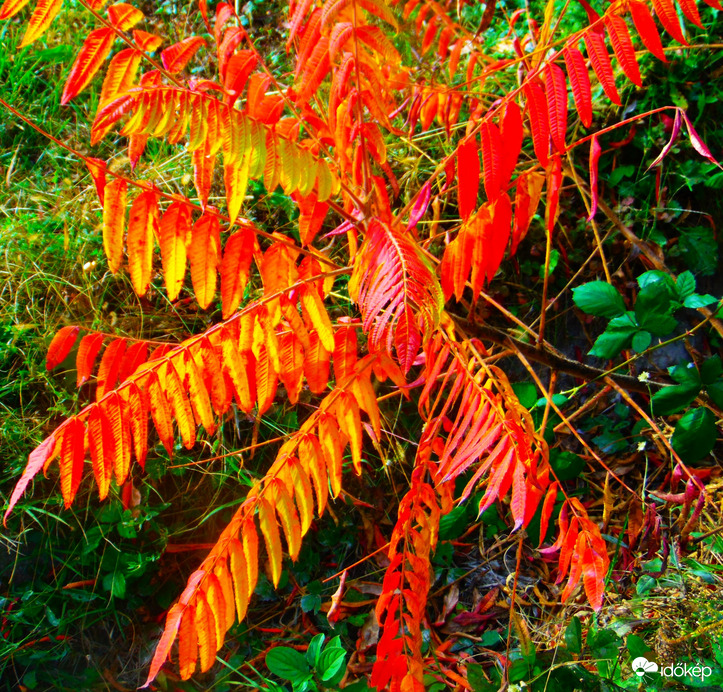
xmin=453 ymin=316 xmax=665 ymax=394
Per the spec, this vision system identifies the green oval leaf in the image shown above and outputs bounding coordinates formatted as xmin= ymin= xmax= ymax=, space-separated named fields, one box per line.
xmin=266 ymin=647 xmax=310 ymax=682
xmin=572 ymin=281 xmax=626 ymax=318
xmin=672 ymin=408 xmax=717 ymax=463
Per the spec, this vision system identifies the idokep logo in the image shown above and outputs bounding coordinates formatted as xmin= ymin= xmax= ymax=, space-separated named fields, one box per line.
xmin=631 ymin=657 xmax=658 ymax=676
xmin=631 ymin=656 xmax=713 ymax=682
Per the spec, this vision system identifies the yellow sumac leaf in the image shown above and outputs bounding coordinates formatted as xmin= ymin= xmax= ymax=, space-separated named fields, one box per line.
xmin=318 ymin=413 xmax=343 ymax=498
xmin=127 ymin=188 xmax=159 ymax=296
xmin=351 ymin=370 xmax=381 ymax=437
xmin=161 ymin=360 xmax=195 ymax=450
xmin=178 ymin=606 xmax=197 ymax=680
xmin=288 ymin=457 xmax=314 ymax=535
xmin=60 ymin=418 xmax=85 ymax=508
xmin=271 ymin=478 xmax=302 ymax=560
xmin=300 ymin=285 xmax=335 ymax=352
xmin=62 ymin=28 xmax=115 ymax=104
xmin=335 ymin=390 xmax=362 ymax=474
xmin=158 ymin=201 xmax=190 ymax=301
xmin=227 ymin=538 xmax=250 ymax=621
xmin=87 ymin=405 xmax=114 ymax=500
xmin=300 ymin=434 xmax=328 ymax=517
xmin=103 ymin=392 xmax=131 ymax=485
xmin=189 ymin=214 xmax=221 ymax=310
xmin=224 ymin=157 xmax=250 ymax=226
xmin=103 ymin=178 xmax=127 ymax=274
xmin=204 ymin=573 xmax=228 ymax=647
xmin=100 ymin=48 xmax=142 ymax=106
xmin=194 ymin=591 xmax=217 ymax=672
xmin=258 ymin=497 xmax=283 ymax=587
xmin=20 ymin=0 xmax=62 ymax=47
xmin=181 ymin=350 xmax=215 ymax=435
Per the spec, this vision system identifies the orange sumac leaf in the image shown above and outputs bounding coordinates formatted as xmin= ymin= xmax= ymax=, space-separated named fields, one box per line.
xmin=123 ymin=381 xmax=148 ymax=469
xmin=134 ymin=28 xmax=163 ymax=53
xmin=104 ymin=392 xmax=131 ymax=485
xmin=0 ymin=0 xmax=30 ymax=20
xmin=456 ymin=137 xmax=479 ymax=220
xmin=103 ymin=178 xmax=127 ymax=274
xmin=221 ymin=226 xmax=256 ymax=319
xmin=127 ymin=188 xmax=159 ymax=296
xmin=100 ymin=48 xmax=142 ymax=106
xmin=178 ymin=606 xmax=197 ymax=680
xmin=107 ymin=2 xmax=144 ymax=30
xmin=76 ymin=332 xmax=105 ymax=386
xmin=62 ymin=28 xmax=115 ymax=104
xmin=87 ymin=405 xmax=114 ymax=500
xmin=20 ymin=0 xmax=62 ymax=46
xmin=47 ymin=325 xmax=80 ymax=371
xmin=60 ymin=418 xmax=85 ymax=508
xmin=161 ymin=35 xmax=206 ymax=73
xmin=189 ymin=214 xmax=221 ymax=310
xmin=146 ymin=370 xmax=175 ymax=457
xmin=96 ymin=338 xmax=127 ymax=400
xmin=440 ymin=224 xmax=473 ymax=302
xmin=85 ymin=157 xmax=107 ymax=205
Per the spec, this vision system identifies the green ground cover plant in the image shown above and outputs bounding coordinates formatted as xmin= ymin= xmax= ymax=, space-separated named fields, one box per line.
xmin=1 ymin=0 xmax=723 ymax=690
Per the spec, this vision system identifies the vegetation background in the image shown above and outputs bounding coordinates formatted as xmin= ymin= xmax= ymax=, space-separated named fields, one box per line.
xmin=1 ymin=0 xmax=723 ymax=690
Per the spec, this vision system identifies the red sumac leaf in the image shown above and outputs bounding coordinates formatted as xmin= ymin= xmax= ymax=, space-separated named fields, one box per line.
xmin=457 ymin=138 xmax=480 ymax=220
xmin=605 ymin=14 xmax=642 ymax=87
xmin=545 ymin=62 xmax=568 ymax=153
xmin=524 ymin=82 xmax=550 ymax=166
xmin=563 ymin=45 xmax=592 ymax=128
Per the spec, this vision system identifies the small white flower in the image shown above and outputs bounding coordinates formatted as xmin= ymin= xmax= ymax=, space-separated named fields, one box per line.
xmin=638 ymin=371 xmax=650 ymax=382
xmin=637 ymin=441 xmax=647 ymax=451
